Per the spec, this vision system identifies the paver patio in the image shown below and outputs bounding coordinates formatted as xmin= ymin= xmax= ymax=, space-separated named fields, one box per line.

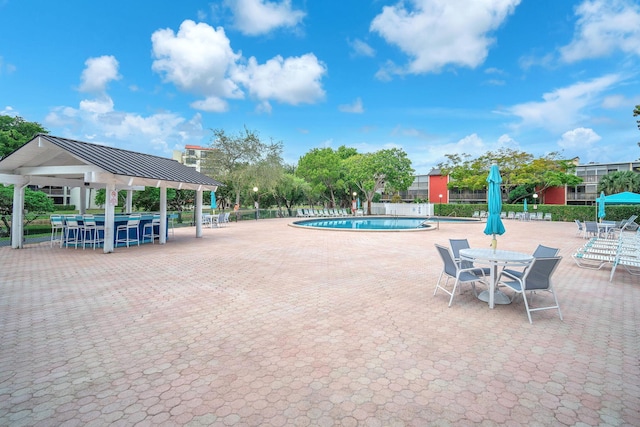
xmin=1 ymin=218 xmax=639 ymax=426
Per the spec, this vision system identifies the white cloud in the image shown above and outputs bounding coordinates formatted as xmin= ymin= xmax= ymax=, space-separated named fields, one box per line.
xmin=485 ymin=67 xmax=505 ymax=75
xmin=601 ymin=94 xmax=634 ymax=109
xmin=558 ymin=127 xmax=602 ymax=150
xmin=424 ymin=133 xmax=487 ymax=164
xmin=79 ymin=96 xmax=114 ymax=114
xmin=370 ymin=0 xmax=520 ymax=75
xmin=504 ymin=74 xmax=621 ymax=132
xmin=348 ymin=39 xmax=376 ymax=57
xmin=226 ymin=0 xmax=305 ymax=36
xmin=45 ymin=103 xmax=205 ymax=155
xmin=233 ymin=54 xmax=326 ymax=105
xmin=190 ymin=97 xmax=229 ymax=113
xmin=1 ymin=106 xmax=17 ymax=116
xmin=456 ymin=133 xmax=485 ymax=149
xmin=78 ymin=56 xmax=121 ymax=93
xmin=497 ymin=134 xmax=517 ymax=147
xmin=151 ymin=20 xmax=326 ymax=110
xmin=151 ymin=20 xmax=243 ymax=100
xmin=46 ymin=56 xmax=206 ymax=155
xmin=339 ymin=98 xmax=364 ymax=114
xmin=560 ymin=0 xmax=640 ymax=63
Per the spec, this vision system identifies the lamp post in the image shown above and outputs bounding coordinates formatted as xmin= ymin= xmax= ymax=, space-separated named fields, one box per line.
xmin=533 ymin=193 xmax=538 ymax=210
xmin=253 ymin=186 xmax=259 ymax=220
xmin=438 ymin=194 xmax=443 ymax=216
xmin=352 ymin=192 xmax=357 ymax=215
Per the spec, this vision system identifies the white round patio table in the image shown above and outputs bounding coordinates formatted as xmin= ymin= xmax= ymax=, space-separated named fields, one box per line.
xmin=459 ymin=248 xmax=533 ymax=309
xmin=597 ymin=222 xmax=615 ymax=238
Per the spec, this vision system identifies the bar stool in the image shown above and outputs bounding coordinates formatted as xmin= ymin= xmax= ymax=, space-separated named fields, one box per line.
xmin=63 ymin=216 xmax=82 ymax=249
xmin=142 ymin=214 xmax=161 ymax=243
xmin=50 ymin=215 xmax=64 ymax=247
xmin=115 ymin=214 xmax=141 ymax=247
xmin=169 ymin=214 xmax=175 ymax=236
xmin=82 ymin=215 xmax=104 ymax=249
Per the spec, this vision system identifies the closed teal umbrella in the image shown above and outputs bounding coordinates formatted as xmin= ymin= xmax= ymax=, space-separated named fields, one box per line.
xmin=523 ymin=198 xmax=528 ymax=212
xmin=484 ymin=164 xmax=506 ymax=250
xmin=210 ymin=191 xmax=217 ymax=210
xmin=597 ymin=191 xmax=605 ymax=220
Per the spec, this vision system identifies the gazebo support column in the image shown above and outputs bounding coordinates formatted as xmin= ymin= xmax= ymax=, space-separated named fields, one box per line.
xmin=159 ymin=186 xmax=167 ymax=244
xmin=11 ymin=181 xmax=26 ymax=249
xmin=195 ymin=190 xmax=203 ymax=238
xmin=103 ymin=183 xmax=116 ymax=253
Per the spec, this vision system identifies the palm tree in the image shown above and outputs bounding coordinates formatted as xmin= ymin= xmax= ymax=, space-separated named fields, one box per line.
xmin=598 ymin=171 xmax=640 ymax=194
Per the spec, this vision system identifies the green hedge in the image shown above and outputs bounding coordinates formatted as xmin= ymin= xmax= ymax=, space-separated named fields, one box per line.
xmin=437 ymin=203 xmax=640 ymax=222
xmin=54 ymin=204 xmax=76 ymax=211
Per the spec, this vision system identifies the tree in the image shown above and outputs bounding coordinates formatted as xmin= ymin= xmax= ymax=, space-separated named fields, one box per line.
xmin=634 ymin=104 xmax=640 ymax=131
xmin=0 ymin=185 xmax=55 ymax=236
xmin=0 ymin=115 xmax=48 ymax=159
xmin=344 ymin=148 xmax=414 ymax=214
xmin=203 ymin=127 xmax=284 ymax=208
xmin=273 ymin=173 xmax=310 ymax=215
xmin=598 ymin=171 xmax=640 ymax=194
xmin=296 ymin=147 xmax=346 ymax=207
xmin=438 ymin=148 xmax=582 ymax=203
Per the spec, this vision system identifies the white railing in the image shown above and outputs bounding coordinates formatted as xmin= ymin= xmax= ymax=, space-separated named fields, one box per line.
xmin=370 ymin=203 xmax=433 ymax=216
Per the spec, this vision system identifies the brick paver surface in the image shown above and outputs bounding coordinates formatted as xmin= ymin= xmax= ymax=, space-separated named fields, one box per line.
xmin=1 ymin=218 xmax=639 ymax=426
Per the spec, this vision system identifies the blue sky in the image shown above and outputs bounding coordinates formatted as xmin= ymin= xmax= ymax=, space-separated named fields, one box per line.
xmin=1 ymin=0 xmax=639 ymax=174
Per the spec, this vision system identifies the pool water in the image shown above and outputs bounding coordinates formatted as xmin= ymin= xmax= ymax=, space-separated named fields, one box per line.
xmin=291 ymin=216 xmax=478 ymax=231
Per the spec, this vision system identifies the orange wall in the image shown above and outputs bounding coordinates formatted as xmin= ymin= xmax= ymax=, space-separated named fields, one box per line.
xmin=542 ymin=187 xmax=566 ymax=205
xmin=428 ymin=176 xmax=449 ymax=203
xmin=427 ymin=172 xmax=568 ymax=205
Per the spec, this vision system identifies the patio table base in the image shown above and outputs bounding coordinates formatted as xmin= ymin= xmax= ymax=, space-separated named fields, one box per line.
xmin=477 ymin=290 xmax=511 ymax=305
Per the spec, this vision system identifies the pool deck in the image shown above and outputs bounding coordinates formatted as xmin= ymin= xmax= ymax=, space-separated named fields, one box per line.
xmin=1 ymin=218 xmax=639 ymax=426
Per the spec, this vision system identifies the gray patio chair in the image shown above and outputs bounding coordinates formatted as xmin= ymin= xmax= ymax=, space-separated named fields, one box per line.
xmin=584 ymin=221 xmax=598 ymax=239
xmin=434 ymin=244 xmax=488 ymax=307
xmin=449 ymin=239 xmax=491 ymax=276
xmin=211 ymin=212 xmax=225 ymax=227
xmin=574 ymin=219 xmax=583 ymax=236
xmin=501 ymin=244 xmax=560 ymax=280
xmin=497 ymin=256 xmax=563 ymax=324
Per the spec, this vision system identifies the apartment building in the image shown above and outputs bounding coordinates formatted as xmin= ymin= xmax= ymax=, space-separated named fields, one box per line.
xmin=566 ymin=161 xmax=640 ymax=205
xmin=173 ymin=145 xmax=216 ymax=175
xmin=398 ymin=160 xmax=640 ymax=206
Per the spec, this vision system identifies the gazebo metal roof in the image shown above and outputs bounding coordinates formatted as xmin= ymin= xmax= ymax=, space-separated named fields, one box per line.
xmin=0 ymin=134 xmax=222 ymax=190
xmin=1 ymin=134 xmax=223 ymax=252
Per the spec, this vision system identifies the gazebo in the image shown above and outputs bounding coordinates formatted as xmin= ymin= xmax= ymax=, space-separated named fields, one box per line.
xmin=0 ymin=134 xmax=222 ymax=253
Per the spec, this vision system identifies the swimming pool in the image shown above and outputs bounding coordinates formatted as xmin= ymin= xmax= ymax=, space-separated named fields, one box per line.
xmin=290 ymin=216 xmax=479 ymax=231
